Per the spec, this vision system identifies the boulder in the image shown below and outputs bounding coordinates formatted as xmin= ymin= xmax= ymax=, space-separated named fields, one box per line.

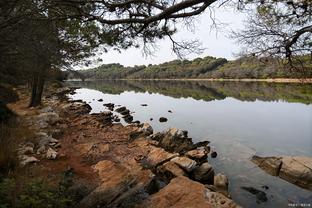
xmin=157 ymin=128 xmax=193 ymax=153
xmin=280 ymin=156 xmax=312 ymax=190
xmin=18 ymin=145 xmax=34 ymax=155
xmin=36 ymin=112 xmax=60 ymax=126
xmin=252 ymin=155 xmax=312 ymax=190
xmin=157 ymin=161 xmax=187 ymax=179
xmin=193 ymin=162 xmax=214 ymax=184
xmin=46 ymin=147 xmax=58 ymax=159
xmin=171 ymin=157 xmax=197 ymax=172
xmin=62 ymin=102 xmax=91 ymax=115
xmin=214 ymin=174 xmax=229 ymax=197
xmin=159 ymin=117 xmax=168 ymax=122
xmin=20 ymin=155 xmax=39 ymax=166
xmin=140 ymin=123 xmax=153 ymax=136
xmin=138 ymin=176 xmax=240 ymax=208
xmin=186 ymin=148 xmax=208 ymax=161
xmin=144 ymin=147 xmax=179 ymax=168
xmin=251 ymin=155 xmax=282 ymax=176
xmin=115 ymin=106 xmax=126 ymax=113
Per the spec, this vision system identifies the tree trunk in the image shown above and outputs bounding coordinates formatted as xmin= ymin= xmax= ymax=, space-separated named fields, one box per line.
xmin=29 ymin=69 xmax=45 ymax=107
xmin=29 ymin=73 xmax=39 ymax=107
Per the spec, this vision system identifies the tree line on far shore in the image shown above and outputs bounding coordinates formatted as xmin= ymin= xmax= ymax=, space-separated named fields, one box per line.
xmin=72 ymin=55 xmax=312 ymax=80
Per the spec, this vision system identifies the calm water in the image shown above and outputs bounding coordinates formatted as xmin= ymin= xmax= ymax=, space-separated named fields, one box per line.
xmin=68 ymin=80 xmax=312 ymax=207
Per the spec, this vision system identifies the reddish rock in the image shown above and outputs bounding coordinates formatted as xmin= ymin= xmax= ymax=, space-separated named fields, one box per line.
xmin=139 ymin=176 xmax=241 ymax=208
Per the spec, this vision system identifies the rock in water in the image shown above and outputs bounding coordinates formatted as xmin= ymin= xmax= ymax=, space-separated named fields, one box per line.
xmin=156 ymin=128 xmax=194 ymax=153
xmin=141 ymin=123 xmax=153 ymax=136
xmin=46 ymin=148 xmax=58 ymax=159
xmin=251 ymin=155 xmax=312 ymax=190
xmin=241 ymin=186 xmax=268 ymax=204
xmin=214 ymin=174 xmax=229 ymax=197
xmin=159 ymin=117 xmax=168 ymax=122
xmin=193 ymin=162 xmax=214 ymax=184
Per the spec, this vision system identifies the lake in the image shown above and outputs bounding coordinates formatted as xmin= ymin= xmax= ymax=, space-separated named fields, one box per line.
xmin=68 ymin=80 xmax=312 ymax=207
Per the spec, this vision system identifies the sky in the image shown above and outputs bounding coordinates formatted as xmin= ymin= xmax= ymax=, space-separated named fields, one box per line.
xmin=91 ymin=5 xmax=247 ymax=67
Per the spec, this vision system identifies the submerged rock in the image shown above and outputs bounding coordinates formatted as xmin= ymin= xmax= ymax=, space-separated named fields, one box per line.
xmin=241 ymin=186 xmax=268 ymax=204
xmin=251 ymin=155 xmax=312 ymax=190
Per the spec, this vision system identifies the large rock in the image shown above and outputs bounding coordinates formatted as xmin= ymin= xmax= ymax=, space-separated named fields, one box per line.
xmin=35 ymin=112 xmax=60 ymax=128
xmin=214 ymin=174 xmax=229 ymax=197
xmin=171 ymin=157 xmax=197 ymax=172
xmin=62 ymin=102 xmax=91 ymax=115
xmin=141 ymin=123 xmax=153 ymax=136
xmin=279 ymin=156 xmax=312 ymax=190
xmin=144 ymin=147 xmax=179 ymax=167
xmin=157 ymin=128 xmax=194 ymax=153
xmin=251 ymin=155 xmax=312 ymax=190
xmin=139 ymin=176 xmax=240 ymax=208
xmin=193 ymin=162 xmax=214 ymax=184
xmin=79 ymin=160 xmax=154 ymax=208
xmin=157 ymin=161 xmax=187 ymax=180
xmin=251 ymin=155 xmax=282 ymax=176
xmin=186 ymin=148 xmax=208 ymax=161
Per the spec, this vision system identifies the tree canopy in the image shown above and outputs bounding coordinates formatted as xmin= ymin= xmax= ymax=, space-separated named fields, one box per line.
xmin=234 ymin=0 xmax=312 ymax=66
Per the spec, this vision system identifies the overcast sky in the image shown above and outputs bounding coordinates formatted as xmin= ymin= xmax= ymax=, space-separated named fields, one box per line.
xmin=93 ymin=6 xmax=247 ymax=67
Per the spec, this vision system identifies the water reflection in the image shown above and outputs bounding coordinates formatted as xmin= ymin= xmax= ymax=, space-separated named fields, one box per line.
xmin=68 ymin=80 xmax=312 ymax=208
xmin=69 ymin=80 xmax=312 ymax=104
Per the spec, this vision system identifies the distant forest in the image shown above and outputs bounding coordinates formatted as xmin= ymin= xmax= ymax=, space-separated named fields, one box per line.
xmin=71 ymin=56 xmax=312 ymax=80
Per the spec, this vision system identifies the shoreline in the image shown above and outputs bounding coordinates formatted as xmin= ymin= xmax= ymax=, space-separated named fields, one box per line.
xmin=5 ymin=84 xmax=241 ymax=207
xmin=68 ymin=78 xmax=312 ymax=83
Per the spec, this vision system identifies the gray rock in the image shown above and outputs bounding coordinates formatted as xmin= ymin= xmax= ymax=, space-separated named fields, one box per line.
xmin=157 ymin=128 xmax=193 ymax=153
xmin=171 ymin=157 xmax=197 ymax=172
xmin=18 ymin=146 xmax=34 ymax=155
xmin=20 ymin=155 xmax=39 ymax=166
xmin=36 ymin=145 xmax=46 ymax=154
xmin=141 ymin=123 xmax=153 ymax=136
xmin=46 ymin=147 xmax=58 ymax=159
xmin=214 ymin=174 xmax=229 ymax=197
xmin=193 ymin=162 xmax=214 ymax=184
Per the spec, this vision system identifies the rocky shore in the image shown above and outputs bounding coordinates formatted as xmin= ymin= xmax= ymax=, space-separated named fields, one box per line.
xmin=8 ymin=85 xmax=241 ymax=208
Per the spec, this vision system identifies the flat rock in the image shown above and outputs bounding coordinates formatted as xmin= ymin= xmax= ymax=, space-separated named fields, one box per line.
xmin=252 ymin=155 xmax=312 ymax=190
xmin=251 ymin=155 xmax=282 ymax=176
xmin=139 ymin=176 xmax=240 ymax=208
xmin=144 ymin=147 xmax=179 ymax=167
xmin=186 ymin=148 xmax=208 ymax=161
xmin=79 ymin=160 xmax=154 ymax=208
xmin=171 ymin=156 xmax=197 ymax=172
xmin=280 ymin=156 xmax=312 ymax=190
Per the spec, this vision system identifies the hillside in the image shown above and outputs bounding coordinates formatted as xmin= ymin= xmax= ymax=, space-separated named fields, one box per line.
xmin=72 ymin=55 xmax=312 ymax=80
